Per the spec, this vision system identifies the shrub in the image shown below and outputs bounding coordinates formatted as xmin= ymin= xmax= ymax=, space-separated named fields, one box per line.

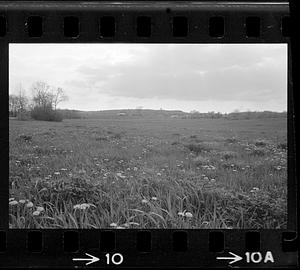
xmin=17 ymin=111 xmax=30 ymax=121
xmin=31 ymin=106 xmax=63 ymax=122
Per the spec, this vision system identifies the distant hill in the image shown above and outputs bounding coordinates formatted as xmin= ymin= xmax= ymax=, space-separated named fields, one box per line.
xmin=57 ymin=108 xmax=287 ymax=120
xmin=73 ymin=109 xmax=188 ymax=119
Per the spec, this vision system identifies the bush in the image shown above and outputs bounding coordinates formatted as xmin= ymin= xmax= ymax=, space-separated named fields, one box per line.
xmin=31 ymin=106 xmax=63 ymax=122
xmin=17 ymin=111 xmax=30 ymax=121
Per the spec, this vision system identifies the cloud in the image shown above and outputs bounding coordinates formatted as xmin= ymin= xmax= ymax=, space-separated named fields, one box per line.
xmin=9 ymin=44 xmax=287 ymax=112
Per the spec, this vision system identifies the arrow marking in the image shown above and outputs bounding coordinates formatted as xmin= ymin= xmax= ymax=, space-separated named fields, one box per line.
xmin=216 ymin=252 xmax=243 ymax=265
xmin=73 ymin=253 xmax=100 ymax=265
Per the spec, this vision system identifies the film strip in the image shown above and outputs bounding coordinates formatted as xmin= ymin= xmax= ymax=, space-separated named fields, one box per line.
xmin=0 ymin=0 xmax=297 ymax=268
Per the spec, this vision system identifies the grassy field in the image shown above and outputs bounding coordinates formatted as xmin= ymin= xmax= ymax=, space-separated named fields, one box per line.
xmin=9 ymin=117 xmax=287 ymax=229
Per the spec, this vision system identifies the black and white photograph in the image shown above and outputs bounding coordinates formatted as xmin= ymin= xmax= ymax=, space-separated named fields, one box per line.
xmin=9 ymin=43 xmax=287 ymax=229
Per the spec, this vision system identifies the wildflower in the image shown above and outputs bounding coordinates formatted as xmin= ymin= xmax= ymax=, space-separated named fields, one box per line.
xmin=26 ymin=202 xmax=34 ymax=208
xmin=19 ymin=199 xmax=26 ymax=204
xmin=9 ymin=198 xmax=15 ymax=201
xmin=133 ymin=167 xmax=138 ymax=171
xmin=151 ymin=197 xmax=158 ymax=201
xmin=73 ymin=204 xmax=81 ymax=209
xmin=54 ymin=172 xmax=60 ymax=175
xmin=178 ymin=212 xmax=185 ymax=217
xmin=252 ymin=187 xmax=259 ymax=191
xmin=157 ymin=173 xmax=161 ymax=176
xmin=73 ymin=203 xmax=94 ymax=210
xmin=9 ymin=200 xmax=18 ymax=206
xmin=203 ymin=177 xmax=209 ymax=181
xmin=210 ymin=178 xmax=216 ymax=183
xmin=60 ymin=168 xmax=67 ymax=171
xmin=185 ymin=212 xmax=193 ymax=218
xmin=116 ymin=173 xmax=126 ymax=179
xmin=232 ymin=169 xmax=237 ymax=172
xmin=110 ymin=223 xmax=118 ymax=227
xmin=141 ymin=199 xmax=149 ymax=204
xmin=36 ymin=206 xmax=45 ymax=212
xmin=32 ymin=211 xmax=40 ymax=216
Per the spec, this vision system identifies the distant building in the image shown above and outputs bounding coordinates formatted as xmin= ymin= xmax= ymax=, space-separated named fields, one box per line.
xmin=118 ymin=112 xmax=126 ymax=116
xmin=171 ymin=114 xmax=179 ymax=118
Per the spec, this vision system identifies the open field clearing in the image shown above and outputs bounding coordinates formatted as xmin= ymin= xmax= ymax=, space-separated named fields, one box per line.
xmin=9 ymin=117 xmax=287 ymax=229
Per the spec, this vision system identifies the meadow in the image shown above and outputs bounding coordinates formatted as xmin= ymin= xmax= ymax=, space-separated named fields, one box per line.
xmin=9 ymin=116 xmax=287 ymax=229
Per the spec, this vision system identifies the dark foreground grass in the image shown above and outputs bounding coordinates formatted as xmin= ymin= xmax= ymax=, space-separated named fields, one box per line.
xmin=9 ymin=117 xmax=287 ymax=228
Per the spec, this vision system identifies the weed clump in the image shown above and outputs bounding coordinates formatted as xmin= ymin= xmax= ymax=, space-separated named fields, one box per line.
xmin=277 ymin=142 xmax=287 ymax=150
xmin=193 ymin=155 xmax=210 ymax=166
xmin=17 ymin=134 xmax=32 ymax=142
xmin=220 ymin=150 xmax=238 ymax=160
xmin=226 ymin=137 xmax=238 ymax=143
xmin=250 ymin=148 xmax=266 ymax=157
xmin=186 ymin=143 xmax=210 ymax=154
xmin=254 ymin=139 xmax=268 ymax=147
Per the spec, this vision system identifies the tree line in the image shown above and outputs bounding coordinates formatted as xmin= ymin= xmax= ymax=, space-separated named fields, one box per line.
xmin=186 ymin=110 xmax=287 ymax=120
xmin=9 ymin=81 xmax=68 ymax=121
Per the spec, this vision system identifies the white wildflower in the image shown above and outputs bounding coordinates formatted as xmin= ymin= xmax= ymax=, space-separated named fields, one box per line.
xmin=32 ymin=211 xmax=40 ymax=216
xmin=185 ymin=212 xmax=193 ymax=218
xmin=9 ymin=200 xmax=18 ymax=206
xmin=178 ymin=211 xmax=185 ymax=217
xmin=36 ymin=206 xmax=45 ymax=212
xmin=26 ymin=202 xmax=34 ymax=208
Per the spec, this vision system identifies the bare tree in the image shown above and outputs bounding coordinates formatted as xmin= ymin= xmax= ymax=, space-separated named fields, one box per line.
xmin=31 ymin=81 xmax=52 ymax=109
xmin=51 ymin=87 xmax=68 ymax=110
xmin=9 ymin=94 xmax=18 ymax=116
xmin=16 ymin=83 xmax=28 ymax=113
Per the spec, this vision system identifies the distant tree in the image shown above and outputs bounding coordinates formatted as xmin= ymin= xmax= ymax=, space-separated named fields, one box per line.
xmin=30 ymin=81 xmax=67 ymax=122
xmin=31 ymin=81 xmax=52 ymax=109
xmin=51 ymin=87 xmax=68 ymax=111
xmin=9 ymin=94 xmax=18 ymax=117
xmin=16 ymin=84 xmax=28 ymax=113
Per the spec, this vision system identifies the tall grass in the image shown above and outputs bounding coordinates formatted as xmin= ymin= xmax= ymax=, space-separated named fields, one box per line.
xmin=9 ymin=118 xmax=287 ymax=229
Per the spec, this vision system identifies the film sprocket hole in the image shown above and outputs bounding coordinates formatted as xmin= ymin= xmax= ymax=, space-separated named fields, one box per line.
xmin=0 ymin=0 xmax=296 ymax=268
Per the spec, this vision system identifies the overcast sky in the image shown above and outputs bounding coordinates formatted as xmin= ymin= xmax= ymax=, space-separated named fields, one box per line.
xmin=9 ymin=43 xmax=287 ymax=113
